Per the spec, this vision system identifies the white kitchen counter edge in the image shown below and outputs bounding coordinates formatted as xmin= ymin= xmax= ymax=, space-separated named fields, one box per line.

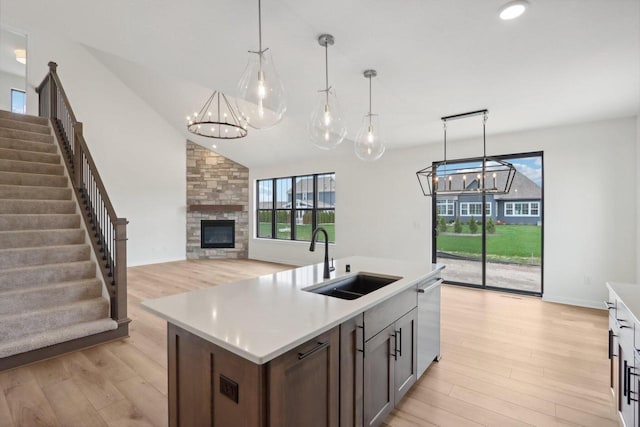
xmin=607 ymin=282 xmax=640 ymax=325
xmin=142 ymin=257 xmax=444 ymax=365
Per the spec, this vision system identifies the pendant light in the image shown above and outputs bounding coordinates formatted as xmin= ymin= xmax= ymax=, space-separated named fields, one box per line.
xmin=416 ymin=110 xmax=516 ymax=197
xmin=186 ymin=91 xmax=247 ymax=139
xmin=236 ymin=0 xmax=286 ymax=130
xmin=354 ymin=70 xmax=385 ymax=161
xmin=309 ymin=34 xmax=347 ymax=150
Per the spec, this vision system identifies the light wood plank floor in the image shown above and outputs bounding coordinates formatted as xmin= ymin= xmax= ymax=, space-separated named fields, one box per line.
xmin=0 ymin=260 xmax=613 ymax=427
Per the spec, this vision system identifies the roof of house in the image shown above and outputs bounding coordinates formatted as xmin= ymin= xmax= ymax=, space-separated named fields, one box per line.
xmin=435 ymin=168 xmax=541 ymax=201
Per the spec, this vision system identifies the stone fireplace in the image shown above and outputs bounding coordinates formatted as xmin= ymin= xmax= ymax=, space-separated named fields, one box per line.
xmin=186 ymin=141 xmax=248 ymax=259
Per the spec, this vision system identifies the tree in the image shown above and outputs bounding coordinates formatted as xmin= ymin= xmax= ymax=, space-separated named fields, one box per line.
xmin=468 ymin=217 xmax=478 ymax=234
xmin=437 ymin=216 xmax=447 ymax=233
xmin=454 ymin=217 xmax=462 ymax=233
xmin=486 ymin=217 xmax=496 ymax=234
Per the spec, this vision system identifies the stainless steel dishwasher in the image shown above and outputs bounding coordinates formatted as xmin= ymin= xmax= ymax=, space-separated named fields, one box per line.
xmin=416 ymin=276 xmax=443 ymax=378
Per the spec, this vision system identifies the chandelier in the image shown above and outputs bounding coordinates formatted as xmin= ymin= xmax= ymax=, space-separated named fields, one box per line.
xmin=187 ymin=91 xmax=248 ymax=140
xmin=416 ymin=110 xmax=516 ymax=196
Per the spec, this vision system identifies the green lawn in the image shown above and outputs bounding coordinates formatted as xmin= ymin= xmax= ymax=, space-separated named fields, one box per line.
xmin=437 ymin=224 xmax=541 ymax=265
xmin=259 ymin=222 xmax=335 ymax=243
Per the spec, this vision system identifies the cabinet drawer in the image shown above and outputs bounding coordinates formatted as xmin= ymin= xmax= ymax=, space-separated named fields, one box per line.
xmin=364 ymin=287 xmax=417 ymax=341
xmin=617 ymin=301 xmax=635 ymax=348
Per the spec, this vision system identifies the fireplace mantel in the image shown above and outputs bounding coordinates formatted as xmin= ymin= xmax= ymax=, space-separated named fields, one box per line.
xmin=188 ymin=204 xmax=244 ymax=212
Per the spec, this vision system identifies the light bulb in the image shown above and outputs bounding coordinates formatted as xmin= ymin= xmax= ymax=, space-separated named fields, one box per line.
xmin=323 ymin=105 xmax=331 ymax=126
xmin=354 ymin=115 xmax=385 ymax=161
xmin=236 ymin=51 xmax=286 ymax=129
xmin=308 ymin=89 xmax=347 ymax=150
xmin=499 ymin=0 xmax=528 ymax=20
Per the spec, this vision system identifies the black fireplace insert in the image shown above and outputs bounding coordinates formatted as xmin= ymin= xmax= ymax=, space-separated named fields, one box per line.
xmin=201 ymin=220 xmax=235 ymax=248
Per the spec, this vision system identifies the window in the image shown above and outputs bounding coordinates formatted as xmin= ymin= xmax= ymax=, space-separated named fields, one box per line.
xmin=11 ymin=89 xmax=26 ymax=114
xmin=504 ymin=201 xmax=540 ymax=217
xmin=460 ymin=202 xmax=491 ymax=216
xmin=436 ymin=199 xmax=455 ymax=216
xmin=256 ymin=173 xmax=335 ymax=242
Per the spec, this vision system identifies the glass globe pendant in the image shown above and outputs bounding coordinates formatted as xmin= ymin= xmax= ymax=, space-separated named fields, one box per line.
xmin=308 ymin=34 xmax=347 ymax=150
xmin=236 ymin=0 xmax=286 ymax=130
xmin=354 ymin=69 xmax=385 ymax=161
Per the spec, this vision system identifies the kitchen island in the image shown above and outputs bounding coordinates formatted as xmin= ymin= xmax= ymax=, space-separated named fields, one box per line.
xmin=142 ymin=256 xmax=444 ymax=427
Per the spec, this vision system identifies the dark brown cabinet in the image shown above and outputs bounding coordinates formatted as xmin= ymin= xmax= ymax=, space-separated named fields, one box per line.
xmin=168 ymin=323 xmax=339 ymax=427
xmin=393 ymin=308 xmax=417 ymax=405
xmin=363 ymin=308 xmax=418 ymax=427
xmin=268 ymin=328 xmax=340 ymax=427
xmin=340 ymin=314 xmax=364 ymax=427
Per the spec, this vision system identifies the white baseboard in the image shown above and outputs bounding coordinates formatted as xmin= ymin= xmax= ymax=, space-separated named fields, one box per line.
xmin=542 ymin=294 xmax=605 ymax=310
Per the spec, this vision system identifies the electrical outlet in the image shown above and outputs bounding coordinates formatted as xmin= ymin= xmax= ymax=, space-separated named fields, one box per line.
xmin=220 ymin=375 xmax=239 ymax=403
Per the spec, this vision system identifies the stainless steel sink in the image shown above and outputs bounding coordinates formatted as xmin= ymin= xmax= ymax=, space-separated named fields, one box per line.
xmin=305 ymin=273 xmax=402 ymax=300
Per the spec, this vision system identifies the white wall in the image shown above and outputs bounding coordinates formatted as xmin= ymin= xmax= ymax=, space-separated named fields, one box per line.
xmin=637 ymin=114 xmax=640 ymax=284
xmin=250 ymin=117 xmax=637 ymax=308
xmin=0 ymin=70 xmax=25 ymax=112
xmin=19 ymin=31 xmax=186 ymax=266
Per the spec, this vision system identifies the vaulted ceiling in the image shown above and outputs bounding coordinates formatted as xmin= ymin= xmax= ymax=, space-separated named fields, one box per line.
xmin=4 ymin=0 xmax=639 ymax=167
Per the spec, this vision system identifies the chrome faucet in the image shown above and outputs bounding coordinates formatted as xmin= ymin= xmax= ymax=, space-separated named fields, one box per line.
xmin=309 ymin=227 xmax=334 ymax=279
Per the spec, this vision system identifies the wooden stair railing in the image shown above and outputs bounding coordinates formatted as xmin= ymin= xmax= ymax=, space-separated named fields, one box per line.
xmin=36 ymin=61 xmax=129 ymax=328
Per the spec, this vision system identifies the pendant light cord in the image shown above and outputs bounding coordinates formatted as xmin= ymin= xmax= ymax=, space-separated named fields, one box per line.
xmin=368 ymin=75 xmax=372 ymax=127
xmin=258 ymin=0 xmax=263 ymax=53
xmin=324 ymin=42 xmax=330 ymax=106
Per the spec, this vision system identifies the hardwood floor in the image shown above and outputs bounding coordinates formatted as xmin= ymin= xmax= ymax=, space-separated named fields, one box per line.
xmin=0 ymin=260 xmax=613 ymax=427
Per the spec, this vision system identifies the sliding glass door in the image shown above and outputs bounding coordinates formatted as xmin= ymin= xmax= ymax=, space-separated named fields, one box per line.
xmin=433 ymin=152 xmax=543 ymax=295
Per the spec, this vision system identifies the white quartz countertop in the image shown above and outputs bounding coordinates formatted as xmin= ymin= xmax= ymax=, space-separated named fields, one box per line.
xmin=607 ymin=282 xmax=640 ymax=324
xmin=142 ymin=256 xmax=444 ymax=364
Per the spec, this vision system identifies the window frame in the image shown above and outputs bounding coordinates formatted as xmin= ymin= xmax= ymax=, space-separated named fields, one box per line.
xmin=436 ymin=199 xmax=455 ymax=216
xmin=504 ymin=201 xmax=540 ymax=217
xmin=10 ymin=88 xmax=26 ymax=114
xmin=459 ymin=202 xmax=491 ymax=217
xmin=256 ymin=172 xmax=335 ymax=243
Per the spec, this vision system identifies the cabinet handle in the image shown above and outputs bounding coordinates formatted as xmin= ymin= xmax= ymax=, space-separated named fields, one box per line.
xmin=417 ymin=288 xmax=425 ymax=293
xmin=357 ymin=324 xmax=365 ymax=358
xmin=609 ymin=330 xmax=619 ymax=358
xmin=396 ymin=328 xmax=402 ymax=357
xmin=624 ymin=360 xmax=629 ymax=398
xmin=391 ymin=332 xmax=398 ymax=361
xmin=605 ymin=301 xmax=615 ymax=310
xmin=617 ymin=319 xmax=632 ymax=329
xmin=298 ymin=341 xmax=329 ymax=360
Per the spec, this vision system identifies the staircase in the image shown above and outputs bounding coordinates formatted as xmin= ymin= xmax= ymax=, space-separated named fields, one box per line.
xmin=0 ymin=109 xmax=119 ymax=365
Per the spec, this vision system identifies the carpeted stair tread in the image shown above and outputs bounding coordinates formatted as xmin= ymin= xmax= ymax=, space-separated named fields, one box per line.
xmin=0 ymin=317 xmax=117 ymax=359
xmin=0 ymin=260 xmax=95 ymax=291
xmin=0 ymin=137 xmax=57 ymax=154
xmin=0 ymin=110 xmax=49 ymax=126
xmin=0 ymin=184 xmax=71 ymax=201
xmin=0 ymin=158 xmax=64 ymax=176
xmin=0 ymin=127 xmax=53 ymax=144
xmin=0 ymin=170 xmax=67 ymax=187
xmin=0 ymin=213 xmax=80 ymax=231
xmin=0 ymin=278 xmax=102 ymax=315
xmin=0 ymin=297 xmax=110 ymax=342
xmin=0 ymin=228 xmax=84 ymax=249
xmin=0 ymin=147 xmax=60 ymax=164
xmin=0 ymin=118 xmax=51 ymax=135
xmin=0 ymin=199 xmax=76 ymax=214
xmin=0 ymin=244 xmax=91 ymax=270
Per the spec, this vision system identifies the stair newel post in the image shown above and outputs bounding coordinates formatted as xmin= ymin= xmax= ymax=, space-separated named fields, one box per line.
xmin=113 ymin=218 xmax=128 ymax=323
xmin=48 ymin=62 xmax=58 ymax=120
xmin=73 ymin=122 xmax=83 ymax=190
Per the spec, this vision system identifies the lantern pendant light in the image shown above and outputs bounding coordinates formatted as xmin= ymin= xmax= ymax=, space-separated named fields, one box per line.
xmin=309 ymin=34 xmax=347 ymax=150
xmin=236 ymin=0 xmax=286 ymax=130
xmin=354 ymin=69 xmax=385 ymax=161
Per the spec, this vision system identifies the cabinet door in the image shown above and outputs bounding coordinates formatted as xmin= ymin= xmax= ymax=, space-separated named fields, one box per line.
xmin=417 ymin=283 xmax=441 ymax=378
xmin=364 ymin=324 xmax=395 ymax=427
xmin=340 ymin=314 xmax=363 ymax=427
xmin=394 ymin=308 xmax=417 ymax=405
xmin=619 ymin=344 xmax=635 ymax=427
xmin=268 ymin=327 xmax=340 ymax=427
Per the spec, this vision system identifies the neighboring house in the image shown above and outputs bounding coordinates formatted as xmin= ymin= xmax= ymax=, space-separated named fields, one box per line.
xmin=436 ymin=171 xmax=541 ymax=225
xmin=288 ymin=175 xmax=335 ymax=208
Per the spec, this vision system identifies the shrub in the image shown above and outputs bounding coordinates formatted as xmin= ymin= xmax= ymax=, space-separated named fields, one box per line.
xmin=302 ymin=211 xmax=312 ymax=225
xmin=317 ymin=211 xmax=335 ymax=224
xmin=468 ymin=217 xmax=478 ymax=234
xmin=486 ymin=217 xmax=496 ymax=233
xmin=454 ymin=217 xmax=462 ymax=233
xmin=437 ymin=216 xmax=447 ymax=233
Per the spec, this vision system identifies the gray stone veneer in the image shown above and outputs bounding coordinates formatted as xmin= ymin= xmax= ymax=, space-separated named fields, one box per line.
xmin=186 ymin=141 xmax=249 ymax=259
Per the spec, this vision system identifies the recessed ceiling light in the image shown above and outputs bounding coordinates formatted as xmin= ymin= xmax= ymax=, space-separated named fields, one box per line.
xmin=498 ymin=0 xmax=529 ymax=20
xmin=14 ymin=49 xmax=26 ymax=65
